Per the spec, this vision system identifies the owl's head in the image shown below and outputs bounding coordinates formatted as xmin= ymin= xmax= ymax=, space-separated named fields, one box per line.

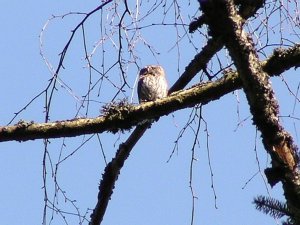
xmin=139 ymin=65 xmax=165 ymax=77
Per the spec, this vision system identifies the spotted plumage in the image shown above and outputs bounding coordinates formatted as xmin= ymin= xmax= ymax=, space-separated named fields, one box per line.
xmin=137 ymin=65 xmax=168 ymax=103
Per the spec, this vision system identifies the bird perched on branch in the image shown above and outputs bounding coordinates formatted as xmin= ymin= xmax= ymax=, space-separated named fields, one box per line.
xmin=137 ymin=65 xmax=168 ymax=103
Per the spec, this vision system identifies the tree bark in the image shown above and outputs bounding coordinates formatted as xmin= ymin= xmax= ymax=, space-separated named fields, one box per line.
xmin=200 ymin=0 xmax=300 ymax=216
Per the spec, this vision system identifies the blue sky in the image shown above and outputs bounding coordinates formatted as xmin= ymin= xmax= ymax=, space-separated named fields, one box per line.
xmin=1 ymin=1 xmax=299 ymax=225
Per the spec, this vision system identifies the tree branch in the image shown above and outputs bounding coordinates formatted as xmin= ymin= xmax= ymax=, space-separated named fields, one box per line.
xmin=0 ymin=75 xmax=238 ymax=142
xmin=1 ymin=44 xmax=299 ymax=143
xmin=200 ymin=0 xmax=300 ymax=217
xmin=89 ymin=123 xmax=149 ymax=225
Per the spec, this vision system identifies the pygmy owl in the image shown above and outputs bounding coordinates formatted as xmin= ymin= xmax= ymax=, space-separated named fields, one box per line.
xmin=137 ymin=65 xmax=168 ymax=103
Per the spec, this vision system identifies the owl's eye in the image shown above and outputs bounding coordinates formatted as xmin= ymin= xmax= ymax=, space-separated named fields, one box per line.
xmin=140 ymin=68 xmax=148 ymax=75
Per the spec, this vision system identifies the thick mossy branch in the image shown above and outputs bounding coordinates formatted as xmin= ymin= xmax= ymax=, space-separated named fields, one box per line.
xmin=200 ymin=0 xmax=300 ymax=211
xmin=0 ymin=76 xmax=238 ymax=142
xmin=263 ymin=45 xmax=300 ymax=76
xmin=190 ymin=0 xmax=264 ymax=33
xmin=0 ymin=44 xmax=299 ymax=143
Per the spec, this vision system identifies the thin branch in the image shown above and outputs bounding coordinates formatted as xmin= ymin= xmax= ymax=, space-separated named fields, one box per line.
xmin=89 ymin=123 xmax=150 ymax=225
xmin=44 ymin=1 xmax=113 ymax=122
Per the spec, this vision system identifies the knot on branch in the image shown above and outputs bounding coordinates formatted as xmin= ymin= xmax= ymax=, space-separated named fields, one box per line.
xmin=189 ymin=15 xmax=206 ymax=33
xmin=16 ymin=120 xmax=34 ymax=129
xmin=101 ymin=99 xmax=132 ymax=118
xmin=101 ymin=99 xmax=136 ymax=133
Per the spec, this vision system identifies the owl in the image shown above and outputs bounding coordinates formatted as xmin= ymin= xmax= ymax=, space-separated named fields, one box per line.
xmin=137 ymin=65 xmax=168 ymax=103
